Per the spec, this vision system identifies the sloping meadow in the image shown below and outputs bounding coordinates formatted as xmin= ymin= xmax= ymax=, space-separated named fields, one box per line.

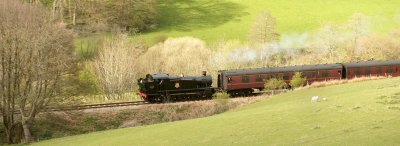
xmin=33 ymin=77 xmax=400 ymax=145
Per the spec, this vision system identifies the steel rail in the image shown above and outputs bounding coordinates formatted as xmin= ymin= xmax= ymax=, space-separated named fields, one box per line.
xmin=1 ymin=101 xmax=148 ymax=115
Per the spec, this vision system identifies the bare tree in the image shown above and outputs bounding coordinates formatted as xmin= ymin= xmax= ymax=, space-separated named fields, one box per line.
xmin=249 ymin=11 xmax=279 ymax=44
xmin=343 ymin=13 xmax=371 ymax=60
xmin=93 ymin=33 xmax=143 ymax=100
xmin=51 ymin=0 xmax=79 ymax=25
xmin=46 ymin=0 xmax=158 ymax=33
xmin=0 ymin=0 xmax=75 ymax=143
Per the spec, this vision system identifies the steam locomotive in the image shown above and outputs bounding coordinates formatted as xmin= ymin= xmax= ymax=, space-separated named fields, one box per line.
xmin=137 ymin=72 xmax=214 ymax=103
xmin=137 ymin=59 xmax=400 ymax=103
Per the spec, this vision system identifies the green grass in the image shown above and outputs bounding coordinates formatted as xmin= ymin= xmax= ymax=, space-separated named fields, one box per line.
xmin=139 ymin=0 xmax=400 ymax=44
xmin=75 ymin=0 xmax=400 ymax=54
xmin=74 ymin=34 xmax=105 ymax=60
xmin=32 ymin=77 xmax=400 ymax=146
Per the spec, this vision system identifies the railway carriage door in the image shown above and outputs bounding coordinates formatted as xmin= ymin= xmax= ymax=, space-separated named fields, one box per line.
xmin=387 ymin=66 xmax=393 ymax=76
xmin=376 ymin=67 xmax=382 ymax=76
xmin=218 ymin=74 xmax=221 ymax=88
xmin=397 ymin=66 xmax=400 ymax=76
xmin=337 ymin=70 xmax=342 ymax=79
xmin=365 ymin=67 xmax=371 ymax=75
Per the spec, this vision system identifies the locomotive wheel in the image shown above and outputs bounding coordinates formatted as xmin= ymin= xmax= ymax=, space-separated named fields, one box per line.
xmin=161 ymin=95 xmax=171 ymax=103
xmin=145 ymin=96 xmax=156 ymax=103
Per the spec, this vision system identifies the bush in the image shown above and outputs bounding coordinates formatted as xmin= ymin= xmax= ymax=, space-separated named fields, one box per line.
xmin=213 ymin=92 xmax=230 ymax=100
xmin=77 ymin=63 xmax=102 ymax=96
xmin=264 ymin=78 xmax=287 ymax=90
xmin=290 ymin=72 xmax=307 ymax=88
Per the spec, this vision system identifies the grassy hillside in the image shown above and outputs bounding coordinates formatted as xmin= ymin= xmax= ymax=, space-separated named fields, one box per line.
xmin=32 ymin=77 xmax=400 ymax=146
xmin=141 ymin=0 xmax=400 ymax=43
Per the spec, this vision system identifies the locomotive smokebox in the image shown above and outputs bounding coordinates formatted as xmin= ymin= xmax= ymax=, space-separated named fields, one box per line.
xmin=202 ymin=71 xmax=207 ymax=76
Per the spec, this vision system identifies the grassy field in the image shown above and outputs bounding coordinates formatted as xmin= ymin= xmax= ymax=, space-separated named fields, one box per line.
xmin=139 ymin=0 xmax=400 ymax=44
xmin=32 ymin=77 xmax=400 ymax=146
xmin=76 ymin=0 xmax=400 ymax=55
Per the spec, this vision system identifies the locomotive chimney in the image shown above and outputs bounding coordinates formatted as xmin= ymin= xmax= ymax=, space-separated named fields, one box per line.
xmin=202 ymin=71 xmax=207 ymax=76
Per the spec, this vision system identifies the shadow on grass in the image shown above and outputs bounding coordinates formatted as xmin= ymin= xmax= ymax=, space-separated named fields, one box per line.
xmin=156 ymin=0 xmax=248 ymax=31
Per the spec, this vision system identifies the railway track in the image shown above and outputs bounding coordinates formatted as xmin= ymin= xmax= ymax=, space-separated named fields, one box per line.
xmin=2 ymin=101 xmax=148 ymax=115
xmin=45 ymin=101 xmax=148 ymax=112
xmin=1 ymin=91 xmax=282 ymax=115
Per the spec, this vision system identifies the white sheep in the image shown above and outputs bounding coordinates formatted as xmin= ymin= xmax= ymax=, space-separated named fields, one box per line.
xmin=311 ymin=96 xmax=319 ymax=102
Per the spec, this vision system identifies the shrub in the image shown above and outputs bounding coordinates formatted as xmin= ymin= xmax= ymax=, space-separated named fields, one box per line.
xmin=77 ymin=63 xmax=102 ymax=96
xmin=264 ymin=78 xmax=287 ymax=90
xmin=213 ymin=92 xmax=230 ymax=100
xmin=290 ymin=72 xmax=307 ymax=88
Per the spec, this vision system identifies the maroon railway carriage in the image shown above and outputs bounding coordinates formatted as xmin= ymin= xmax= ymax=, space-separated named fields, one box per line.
xmin=217 ymin=64 xmax=343 ymax=95
xmin=342 ymin=60 xmax=400 ymax=79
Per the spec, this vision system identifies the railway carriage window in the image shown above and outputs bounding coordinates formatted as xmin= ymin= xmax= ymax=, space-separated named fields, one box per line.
xmin=323 ymin=71 xmax=329 ymax=77
xmin=387 ymin=66 xmax=393 ymax=74
xmin=311 ymin=72 xmax=315 ymax=77
xmin=366 ymin=67 xmax=371 ymax=75
xmin=305 ymin=72 xmax=310 ymax=78
xmin=242 ymin=76 xmax=250 ymax=83
xmin=269 ymin=74 xmax=275 ymax=79
xmin=318 ymin=70 xmax=326 ymax=77
xmin=317 ymin=71 xmax=327 ymax=78
xmin=256 ymin=75 xmax=263 ymax=82
xmin=376 ymin=67 xmax=382 ymax=74
xmin=354 ymin=68 xmax=360 ymax=76
xmin=277 ymin=73 xmax=283 ymax=79
xmin=283 ymin=73 xmax=289 ymax=80
xmin=263 ymin=75 xmax=270 ymax=81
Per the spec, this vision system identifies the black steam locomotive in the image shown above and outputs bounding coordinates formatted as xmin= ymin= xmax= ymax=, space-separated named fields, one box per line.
xmin=137 ymin=72 xmax=214 ymax=103
xmin=138 ymin=59 xmax=400 ymax=103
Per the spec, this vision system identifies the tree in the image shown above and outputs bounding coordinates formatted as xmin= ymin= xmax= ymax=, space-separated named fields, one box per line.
xmin=45 ymin=0 xmax=158 ymax=33
xmin=93 ymin=33 xmax=143 ymax=100
xmin=249 ymin=11 xmax=279 ymax=44
xmin=137 ymin=37 xmax=213 ymax=76
xmin=264 ymin=78 xmax=287 ymax=90
xmin=314 ymin=24 xmax=341 ymax=62
xmin=0 ymin=0 xmax=75 ymax=143
xmin=289 ymin=72 xmax=306 ymax=88
xmin=343 ymin=13 xmax=371 ymax=61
